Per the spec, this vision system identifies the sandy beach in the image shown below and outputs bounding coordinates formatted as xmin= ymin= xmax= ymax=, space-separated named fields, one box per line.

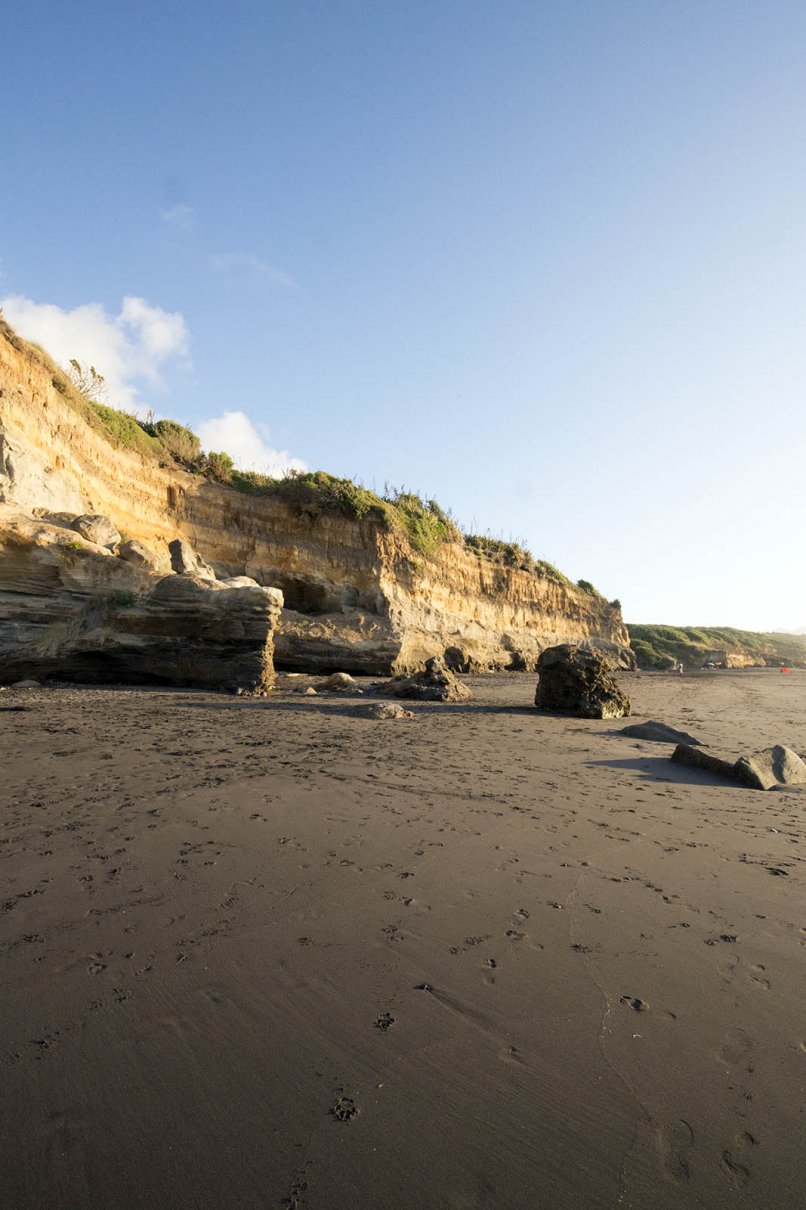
xmin=1 ymin=668 xmax=804 ymax=1209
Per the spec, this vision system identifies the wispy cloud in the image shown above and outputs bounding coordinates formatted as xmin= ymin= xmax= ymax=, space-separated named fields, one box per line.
xmin=196 ymin=410 xmax=306 ymax=477
xmin=0 ymin=293 xmax=190 ymax=410
xmin=209 ymin=253 xmax=296 ymax=288
xmin=160 ymin=204 xmax=195 ymax=231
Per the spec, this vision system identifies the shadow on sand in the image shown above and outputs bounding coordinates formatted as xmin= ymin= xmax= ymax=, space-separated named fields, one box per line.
xmin=172 ymin=696 xmax=538 ymax=718
xmin=585 ymin=754 xmax=734 ymax=788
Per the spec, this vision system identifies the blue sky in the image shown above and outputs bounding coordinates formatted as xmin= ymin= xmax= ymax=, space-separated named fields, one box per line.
xmin=3 ymin=1 xmax=805 ymax=630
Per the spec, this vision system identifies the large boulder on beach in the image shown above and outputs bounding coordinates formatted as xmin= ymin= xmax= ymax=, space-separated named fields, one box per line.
xmin=734 ymin=745 xmax=806 ymax=790
xmin=379 ymin=656 xmax=472 ymax=702
xmin=535 ymin=644 xmax=631 ymax=719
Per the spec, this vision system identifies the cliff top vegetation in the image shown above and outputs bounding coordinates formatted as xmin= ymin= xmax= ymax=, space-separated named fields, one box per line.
xmin=1 ymin=318 xmax=609 ymax=596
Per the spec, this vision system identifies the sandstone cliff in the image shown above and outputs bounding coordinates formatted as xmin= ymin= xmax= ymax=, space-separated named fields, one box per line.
xmin=0 ymin=322 xmax=631 ymax=675
xmin=0 ymin=513 xmax=282 ymax=689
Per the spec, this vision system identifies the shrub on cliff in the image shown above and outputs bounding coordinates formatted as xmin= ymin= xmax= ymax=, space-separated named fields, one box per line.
xmin=143 ymin=419 xmax=203 ymax=468
xmin=204 ymin=450 xmax=235 ymax=482
xmin=464 ymin=534 xmax=535 ymax=572
xmin=577 ymin=578 xmax=603 ymax=597
xmin=228 ymin=468 xmax=387 ymax=520
xmin=84 ymin=401 xmax=163 ymax=458
xmin=387 ymin=492 xmax=461 ymax=557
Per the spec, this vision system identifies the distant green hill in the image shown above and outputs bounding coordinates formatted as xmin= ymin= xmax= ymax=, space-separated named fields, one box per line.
xmin=627 ymin=624 xmax=806 ymax=670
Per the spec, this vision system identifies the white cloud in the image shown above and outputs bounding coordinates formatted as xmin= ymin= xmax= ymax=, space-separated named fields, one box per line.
xmin=196 ymin=411 xmax=307 ymax=477
xmin=209 ymin=252 xmax=295 ymax=288
xmin=0 ymin=293 xmax=190 ymax=409
xmin=161 ymin=204 xmax=195 ymax=231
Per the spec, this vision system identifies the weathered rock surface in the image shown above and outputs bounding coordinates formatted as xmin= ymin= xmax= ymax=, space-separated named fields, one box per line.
xmin=0 ymin=322 xmax=634 ymax=676
xmin=378 ymin=656 xmax=472 ymax=702
xmin=118 ymin=539 xmax=164 ymax=571
xmin=620 ymin=720 xmax=703 ymax=745
xmin=734 ymin=746 xmax=806 ymax=790
xmin=535 ymin=644 xmax=631 ymax=719
xmin=72 ymin=514 xmax=120 ymax=549
xmin=0 ymin=514 xmax=283 ymax=691
xmin=672 ymin=743 xmax=806 ymax=790
xmin=169 ymin=538 xmax=216 ymax=581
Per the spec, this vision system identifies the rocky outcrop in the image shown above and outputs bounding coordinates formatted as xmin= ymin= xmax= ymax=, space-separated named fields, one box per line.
xmin=0 ymin=322 xmax=632 ymax=675
xmin=535 ymin=644 xmax=631 ymax=719
xmin=378 ymin=656 xmax=472 ymax=702
xmin=0 ymin=513 xmax=282 ymax=690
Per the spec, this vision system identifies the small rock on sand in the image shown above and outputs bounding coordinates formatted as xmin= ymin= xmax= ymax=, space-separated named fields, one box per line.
xmin=378 ymin=656 xmax=471 ymax=702
xmin=619 ymin=720 xmax=704 ymax=745
xmin=320 ymin=672 xmax=358 ymax=692
xmin=355 ymin=702 xmax=414 ymax=720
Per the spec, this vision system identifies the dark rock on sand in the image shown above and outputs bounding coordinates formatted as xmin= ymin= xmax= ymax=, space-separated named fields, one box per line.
xmin=379 ymin=656 xmax=472 ymax=702
xmin=620 ymin=720 xmax=703 ymax=745
xmin=671 ymin=745 xmax=739 ymax=781
xmin=535 ymin=644 xmax=630 ymax=719
xmin=673 ymin=742 xmax=806 ymax=790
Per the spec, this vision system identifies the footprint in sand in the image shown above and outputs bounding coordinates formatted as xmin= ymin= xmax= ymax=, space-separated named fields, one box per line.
xmin=619 ymin=995 xmax=649 ymax=1012
xmin=721 ymin=1148 xmax=751 ymax=1187
xmin=502 ymin=1044 xmax=525 ymax=1066
xmin=718 ymin=1027 xmax=753 ymax=1073
xmin=657 ymin=1118 xmax=694 ymax=1181
xmin=749 ymin=964 xmax=771 ymax=990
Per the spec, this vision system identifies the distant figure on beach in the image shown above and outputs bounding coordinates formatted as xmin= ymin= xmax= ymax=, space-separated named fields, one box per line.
xmin=676 ymin=660 xmax=684 ymax=675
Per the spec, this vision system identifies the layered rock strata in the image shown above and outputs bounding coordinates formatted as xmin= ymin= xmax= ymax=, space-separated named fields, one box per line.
xmin=0 ymin=513 xmax=282 ymax=690
xmin=0 ymin=324 xmax=631 ymax=675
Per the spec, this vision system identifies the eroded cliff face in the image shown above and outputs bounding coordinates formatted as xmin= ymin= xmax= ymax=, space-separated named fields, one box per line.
xmin=0 ymin=513 xmax=282 ymax=689
xmin=0 ymin=325 xmax=631 ymax=674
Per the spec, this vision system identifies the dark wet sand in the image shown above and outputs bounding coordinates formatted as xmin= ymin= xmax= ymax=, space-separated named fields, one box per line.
xmin=1 ymin=668 xmax=804 ymax=1209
